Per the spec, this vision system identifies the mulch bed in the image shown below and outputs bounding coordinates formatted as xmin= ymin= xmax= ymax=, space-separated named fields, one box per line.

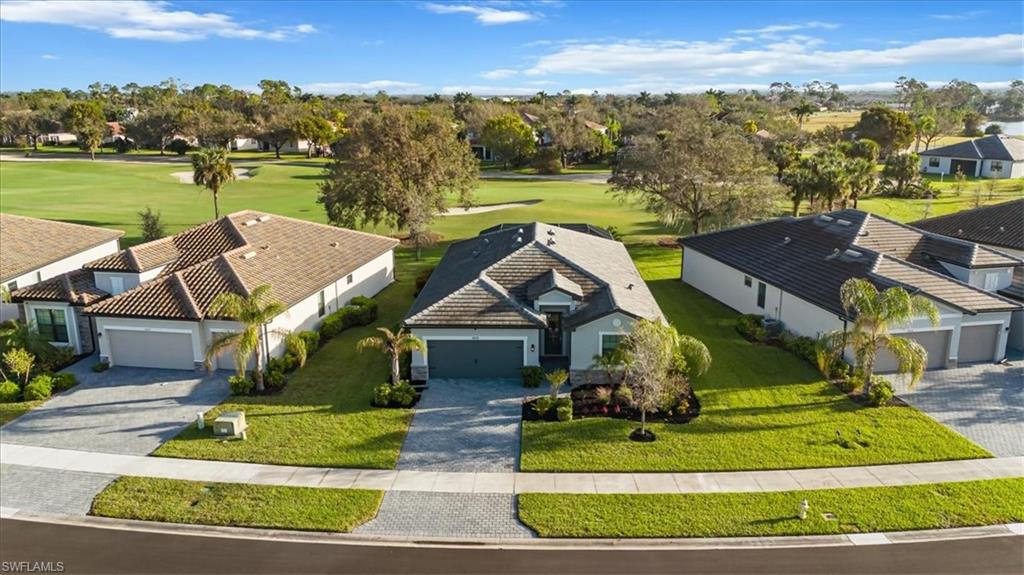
xmin=829 ymin=379 xmax=909 ymax=408
xmin=656 ymin=237 xmax=681 ymax=249
xmin=522 ymin=383 xmax=701 ymax=424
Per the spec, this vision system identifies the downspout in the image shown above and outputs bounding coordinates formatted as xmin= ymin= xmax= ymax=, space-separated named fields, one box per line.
xmin=262 ymin=323 xmax=271 ymax=369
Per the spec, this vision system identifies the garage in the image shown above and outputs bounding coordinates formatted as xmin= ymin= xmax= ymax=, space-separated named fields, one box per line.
xmin=876 ymin=330 xmax=950 ymax=372
xmin=958 ymin=324 xmax=1000 ymax=364
xmin=107 ymin=329 xmax=195 ymax=370
xmin=427 ymin=339 xmax=524 ymax=379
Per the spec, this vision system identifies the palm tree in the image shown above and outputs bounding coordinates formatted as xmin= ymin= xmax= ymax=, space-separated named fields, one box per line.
xmin=357 ymin=327 xmax=425 ymax=385
xmin=191 ymin=148 xmax=236 ymax=219
xmin=845 ymin=157 xmax=877 ymax=209
xmin=790 ymin=101 xmax=817 ymax=130
xmin=0 ymin=319 xmax=57 ymax=367
xmin=592 ymin=349 xmax=625 ymax=385
xmin=914 ymin=115 xmax=936 ymax=152
xmin=818 ymin=279 xmax=939 ymax=398
xmin=205 ymin=285 xmax=288 ymax=393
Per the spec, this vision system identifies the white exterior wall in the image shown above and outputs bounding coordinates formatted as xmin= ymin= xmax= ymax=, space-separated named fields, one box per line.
xmin=778 ymin=292 xmax=846 ymax=339
xmin=569 ymin=312 xmax=636 ymax=371
xmin=93 ymin=266 xmax=164 ymax=294
xmin=409 ymin=327 xmax=541 ymax=371
xmin=23 ymin=301 xmax=83 ymax=354
xmin=2 ymin=239 xmax=120 ymax=290
xmin=980 ymin=159 xmax=1014 ymax=179
xmin=919 ymin=155 xmax=950 ymax=176
xmin=94 ymin=316 xmax=203 ymax=366
xmin=967 ymin=267 xmax=1015 ymax=292
xmin=1007 ymin=161 xmax=1024 ymax=179
xmin=534 ymin=290 xmax=576 ymax=311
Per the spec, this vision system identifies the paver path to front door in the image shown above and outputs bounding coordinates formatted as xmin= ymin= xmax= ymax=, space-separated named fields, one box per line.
xmin=397 ymin=378 xmax=526 ymax=472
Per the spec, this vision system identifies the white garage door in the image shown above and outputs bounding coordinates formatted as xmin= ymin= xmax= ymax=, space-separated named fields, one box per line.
xmin=108 ymin=330 xmax=195 ymax=370
xmin=958 ymin=324 xmax=999 ymax=365
xmin=876 ymin=330 xmax=949 ymax=373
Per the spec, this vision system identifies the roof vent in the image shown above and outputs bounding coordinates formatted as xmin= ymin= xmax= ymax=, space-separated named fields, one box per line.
xmin=257 ymin=215 xmax=271 ymax=222
xmin=547 ymin=229 xmax=555 ymax=236
xmin=626 ymin=283 xmax=634 ymax=290
xmin=858 ymin=230 xmax=870 ymax=237
xmin=515 ymin=237 xmax=523 ymax=243
xmin=483 ymin=238 xmax=490 ymax=245
xmin=825 ymin=248 xmax=841 ymax=260
xmin=843 ymin=249 xmax=862 ymax=259
xmin=330 ymin=241 xmax=340 ymax=248
xmin=241 ymin=251 xmax=257 ymax=260
xmin=518 ymin=228 xmax=524 ymax=234
xmin=999 ymin=226 xmax=1005 ymax=233
xmin=956 ymin=228 xmax=963 ymax=235
xmin=260 ymin=244 xmax=270 ymax=250
xmin=547 ymin=238 xmax=556 ymax=246
xmin=782 ymin=237 xmax=792 ymax=245
xmin=836 ymin=219 xmax=852 ymax=227
xmin=243 ymin=219 xmax=258 ymax=226
xmin=819 ymin=215 xmax=834 ymax=223
xmin=471 ymin=250 xmax=480 ymax=258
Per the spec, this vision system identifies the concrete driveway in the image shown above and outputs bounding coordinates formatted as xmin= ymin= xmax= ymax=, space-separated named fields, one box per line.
xmin=0 ymin=360 xmax=229 ymax=456
xmin=894 ymin=360 xmax=1023 ymax=457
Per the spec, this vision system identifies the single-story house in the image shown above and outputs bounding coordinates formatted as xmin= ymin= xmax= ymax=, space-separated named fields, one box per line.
xmin=918 ymin=135 xmax=1024 ymax=179
xmin=912 ymin=199 xmax=1024 ymax=350
xmin=1 ymin=214 xmax=123 ymax=321
xmin=405 ymin=223 xmax=663 ymax=382
xmin=679 ymin=209 xmax=1022 ymax=371
xmin=12 ymin=211 xmax=398 ymax=367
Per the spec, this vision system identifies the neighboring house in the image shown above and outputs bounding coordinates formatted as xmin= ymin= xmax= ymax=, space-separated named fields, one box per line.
xmin=584 ymin=120 xmax=609 ymax=137
xmin=918 ymin=135 xmax=1024 ymax=179
xmin=229 ymin=137 xmax=260 ymax=152
xmin=405 ymin=223 xmax=663 ymax=382
xmin=679 ymin=209 xmax=1022 ymax=371
xmin=229 ymin=137 xmax=312 ymax=154
xmin=103 ymin=122 xmax=129 ymax=145
xmin=912 ymin=199 xmax=1024 ymax=350
xmin=1 ymin=214 xmax=123 ymax=321
xmin=465 ymin=129 xmax=494 ymax=161
xmin=12 ymin=211 xmax=397 ymax=366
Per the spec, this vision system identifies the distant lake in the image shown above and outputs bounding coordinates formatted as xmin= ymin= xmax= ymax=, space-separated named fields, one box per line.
xmin=981 ymin=120 xmax=1024 ymax=136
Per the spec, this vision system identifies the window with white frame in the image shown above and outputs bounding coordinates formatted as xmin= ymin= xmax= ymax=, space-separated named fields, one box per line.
xmin=34 ymin=308 xmax=69 ymax=343
xmin=346 ymin=273 xmax=354 ymax=285
xmin=744 ymin=275 xmax=752 ymax=287
xmin=317 ymin=290 xmax=326 ymax=317
xmin=991 ymin=161 xmax=1003 ymax=172
xmin=928 ymin=157 xmax=940 ymax=168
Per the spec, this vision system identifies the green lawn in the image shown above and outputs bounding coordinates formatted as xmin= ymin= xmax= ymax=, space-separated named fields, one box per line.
xmin=91 ymin=476 xmax=382 ymax=533
xmin=518 ymin=478 xmax=1024 ymax=538
xmin=0 ymin=400 xmax=43 ymax=426
xmin=519 ymin=246 xmax=990 ymax=472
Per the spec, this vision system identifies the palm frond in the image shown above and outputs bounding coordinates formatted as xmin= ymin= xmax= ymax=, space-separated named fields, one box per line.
xmin=356 ymin=335 xmax=385 ymax=354
xmin=839 ymin=278 xmax=878 ymax=319
xmin=881 ymin=334 xmax=927 ymax=387
xmin=910 ymin=295 xmax=941 ymax=327
xmin=815 ymin=330 xmax=847 ymax=377
xmin=205 ymin=331 xmax=241 ymax=371
xmin=282 ymin=331 xmax=308 ymax=367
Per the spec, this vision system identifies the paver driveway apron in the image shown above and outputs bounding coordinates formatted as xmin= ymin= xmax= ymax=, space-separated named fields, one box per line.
xmin=894 ymin=359 xmax=1024 ymax=457
xmin=0 ymin=361 xmax=228 ymax=516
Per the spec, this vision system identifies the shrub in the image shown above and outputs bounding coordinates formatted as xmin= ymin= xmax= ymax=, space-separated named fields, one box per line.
xmin=837 ymin=376 xmax=860 ymax=393
xmin=414 ymin=267 xmax=434 ymax=297
xmin=267 ymin=354 xmax=298 ymax=374
xmin=92 ymin=362 xmax=110 ymax=373
xmin=263 ymin=369 xmax=286 ymax=391
xmin=829 ymin=360 xmax=851 ymax=381
xmin=44 ymin=347 xmax=75 ymax=372
xmin=613 ymin=385 xmax=633 ymax=407
xmin=534 ymin=396 xmax=554 ymax=417
xmin=556 ymin=404 xmax=573 ymax=421
xmin=112 ymin=138 xmax=134 ymax=154
xmin=23 ymin=375 xmax=53 ymax=401
xmin=0 ymin=381 xmax=20 ymax=402
xmin=228 ymin=375 xmax=254 ymax=396
xmin=532 ymin=147 xmax=562 ymax=174
xmin=594 ymin=386 xmax=612 ymax=406
xmin=297 ymin=330 xmax=320 ymax=354
xmin=51 ymin=372 xmax=78 ymax=392
xmin=868 ymin=378 xmax=895 ymax=407
xmin=736 ymin=314 xmax=766 ymax=342
xmin=784 ymin=335 xmax=818 ymax=363
xmin=319 ymin=297 xmax=378 ymax=340
xmin=521 ymin=366 xmax=544 ymax=388
xmin=390 ymin=380 xmax=417 ymax=407
xmin=372 ymin=383 xmax=391 ymax=407
xmin=168 ymin=138 xmax=191 ymax=156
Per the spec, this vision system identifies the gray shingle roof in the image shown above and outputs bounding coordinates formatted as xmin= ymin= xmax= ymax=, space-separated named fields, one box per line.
xmin=679 ymin=209 xmax=1020 ymax=318
xmin=405 ymin=223 xmax=662 ymax=328
xmin=919 ymin=135 xmax=1024 ymax=161
xmin=911 ymin=199 xmax=1024 ymax=252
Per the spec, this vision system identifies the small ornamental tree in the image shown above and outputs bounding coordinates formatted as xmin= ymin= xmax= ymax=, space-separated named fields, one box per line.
xmin=480 ymin=113 xmax=537 ymax=168
xmin=137 ymin=206 xmax=166 ymax=241
xmin=546 ymin=369 xmax=569 ymax=401
xmin=2 ymin=347 xmax=35 ymax=387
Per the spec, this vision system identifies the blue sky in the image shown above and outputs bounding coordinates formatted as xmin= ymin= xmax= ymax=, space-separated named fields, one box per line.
xmin=1 ymin=1 xmax=1021 ymax=94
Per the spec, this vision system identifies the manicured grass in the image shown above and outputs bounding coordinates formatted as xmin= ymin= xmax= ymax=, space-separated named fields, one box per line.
xmin=858 ymin=178 xmax=1023 ymax=223
xmin=152 ymin=254 xmax=429 ymax=468
xmin=0 ymin=400 xmax=43 ymax=426
xmin=91 ymin=476 xmax=382 ymax=533
xmin=518 ymin=478 xmax=1024 ymax=538
xmin=519 ymin=247 xmax=990 ymax=472
xmin=801 ymin=110 xmax=861 ymax=133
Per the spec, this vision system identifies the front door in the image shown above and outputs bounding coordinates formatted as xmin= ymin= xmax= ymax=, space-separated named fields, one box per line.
xmin=544 ymin=312 xmax=564 ymax=356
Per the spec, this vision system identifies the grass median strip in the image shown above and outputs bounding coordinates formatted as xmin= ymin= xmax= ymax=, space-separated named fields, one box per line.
xmin=90 ymin=476 xmax=383 ymax=533
xmin=518 ymin=478 xmax=1024 ymax=538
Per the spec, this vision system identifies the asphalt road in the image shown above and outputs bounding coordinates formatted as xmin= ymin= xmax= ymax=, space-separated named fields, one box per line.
xmin=1 ymin=518 xmax=1021 ymax=575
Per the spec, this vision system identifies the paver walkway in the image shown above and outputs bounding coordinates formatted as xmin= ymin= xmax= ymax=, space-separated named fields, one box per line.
xmin=894 ymin=361 xmax=1023 ymax=457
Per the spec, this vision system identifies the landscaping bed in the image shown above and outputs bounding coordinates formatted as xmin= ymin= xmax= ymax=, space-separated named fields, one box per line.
xmin=91 ymin=476 xmax=382 ymax=533
xmin=522 ymin=383 xmax=700 ymax=424
xmin=518 ymin=478 xmax=1024 ymax=538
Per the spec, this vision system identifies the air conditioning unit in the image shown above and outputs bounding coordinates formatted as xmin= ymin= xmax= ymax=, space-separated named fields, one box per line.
xmin=213 ymin=411 xmax=247 ymax=438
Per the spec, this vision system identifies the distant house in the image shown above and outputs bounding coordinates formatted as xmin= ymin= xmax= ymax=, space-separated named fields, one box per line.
xmin=584 ymin=120 xmax=609 ymax=137
xmin=918 ymin=135 xmax=1024 ymax=179
xmin=679 ymin=210 xmax=1022 ymax=371
xmin=13 ymin=212 xmax=397 ymax=363
xmin=0 ymin=214 xmax=123 ymax=323
xmin=103 ymin=122 xmax=129 ymax=145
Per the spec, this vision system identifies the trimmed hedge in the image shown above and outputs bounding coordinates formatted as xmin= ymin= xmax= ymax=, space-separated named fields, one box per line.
xmin=319 ymin=297 xmax=378 ymax=340
xmin=0 ymin=381 xmax=20 ymax=402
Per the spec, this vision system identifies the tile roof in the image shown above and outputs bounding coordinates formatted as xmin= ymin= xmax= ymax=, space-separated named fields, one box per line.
xmin=85 ymin=218 xmax=247 ymax=273
xmin=10 ymin=269 xmax=108 ymax=306
xmin=919 ymin=135 xmax=1024 ymax=161
xmin=526 ymin=269 xmax=584 ymax=299
xmin=911 ymin=199 xmax=1024 ymax=252
xmin=853 ymin=213 xmax=1018 ymax=269
xmin=0 ymin=214 xmax=123 ymax=282
xmin=406 ymin=223 xmax=662 ymax=328
xmin=59 ymin=211 xmax=397 ymax=321
xmin=679 ymin=209 xmax=1020 ymax=318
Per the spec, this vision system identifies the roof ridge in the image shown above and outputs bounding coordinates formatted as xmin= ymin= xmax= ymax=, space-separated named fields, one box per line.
xmin=83 ymin=268 xmax=180 ymax=313
xmin=244 ymin=211 xmax=400 ymax=246
xmin=171 ymin=272 xmax=202 ymax=319
xmin=477 ymin=275 xmax=546 ymax=324
xmin=877 ymin=253 xmax=1022 ymax=309
xmin=124 ymin=247 xmax=143 ymax=271
xmin=870 ymin=210 xmax=1015 ymax=261
xmin=215 ymin=253 xmax=251 ymax=298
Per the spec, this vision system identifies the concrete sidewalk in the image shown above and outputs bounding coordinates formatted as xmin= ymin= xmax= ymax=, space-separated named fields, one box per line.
xmin=2 ymin=443 xmax=1020 ymax=494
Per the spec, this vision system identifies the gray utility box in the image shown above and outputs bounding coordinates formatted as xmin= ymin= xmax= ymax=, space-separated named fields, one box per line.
xmin=213 ymin=411 xmax=248 ymax=437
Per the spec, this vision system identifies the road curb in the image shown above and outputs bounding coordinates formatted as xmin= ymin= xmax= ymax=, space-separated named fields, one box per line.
xmin=3 ymin=510 xmax=1020 ymax=550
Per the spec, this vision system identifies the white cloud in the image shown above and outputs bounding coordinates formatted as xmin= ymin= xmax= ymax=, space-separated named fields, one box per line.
xmin=523 ymin=34 xmax=1024 ymax=79
xmin=481 ymin=68 xmax=519 ymax=80
xmin=300 ymin=80 xmax=423 ymax=94
xmin=0 ymin=0 xmax=318 ymax=42
xmin=733 ymin=21 xmax=839 ymax=35
xmin=39 ymin=53 xmax=58 ymax=60
xmin=930 ymin=10 xmax=989 ymax=21
xmin=424 ymin=3 xmax=536 ymax=25
xmin=440 ymin=84 xmax=543 ymax=95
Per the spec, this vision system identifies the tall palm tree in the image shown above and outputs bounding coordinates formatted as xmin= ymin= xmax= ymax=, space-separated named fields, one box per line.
xmin=191 ymin=148 xmax=236 ymax=219
xmin=845 ymin=157 xmax=877 ymax=209
xmin=357 ymin=327 xmax=425 ymax=385
xmin=790 ymin=101 xmax=817 ymax=130
xmin=818 ymin=279 xmax=939 ymax=398
xmin=205 ymin=285 xmax=288 ymax=393
xmin=914 ymin=115 xmax=936 ymax=152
